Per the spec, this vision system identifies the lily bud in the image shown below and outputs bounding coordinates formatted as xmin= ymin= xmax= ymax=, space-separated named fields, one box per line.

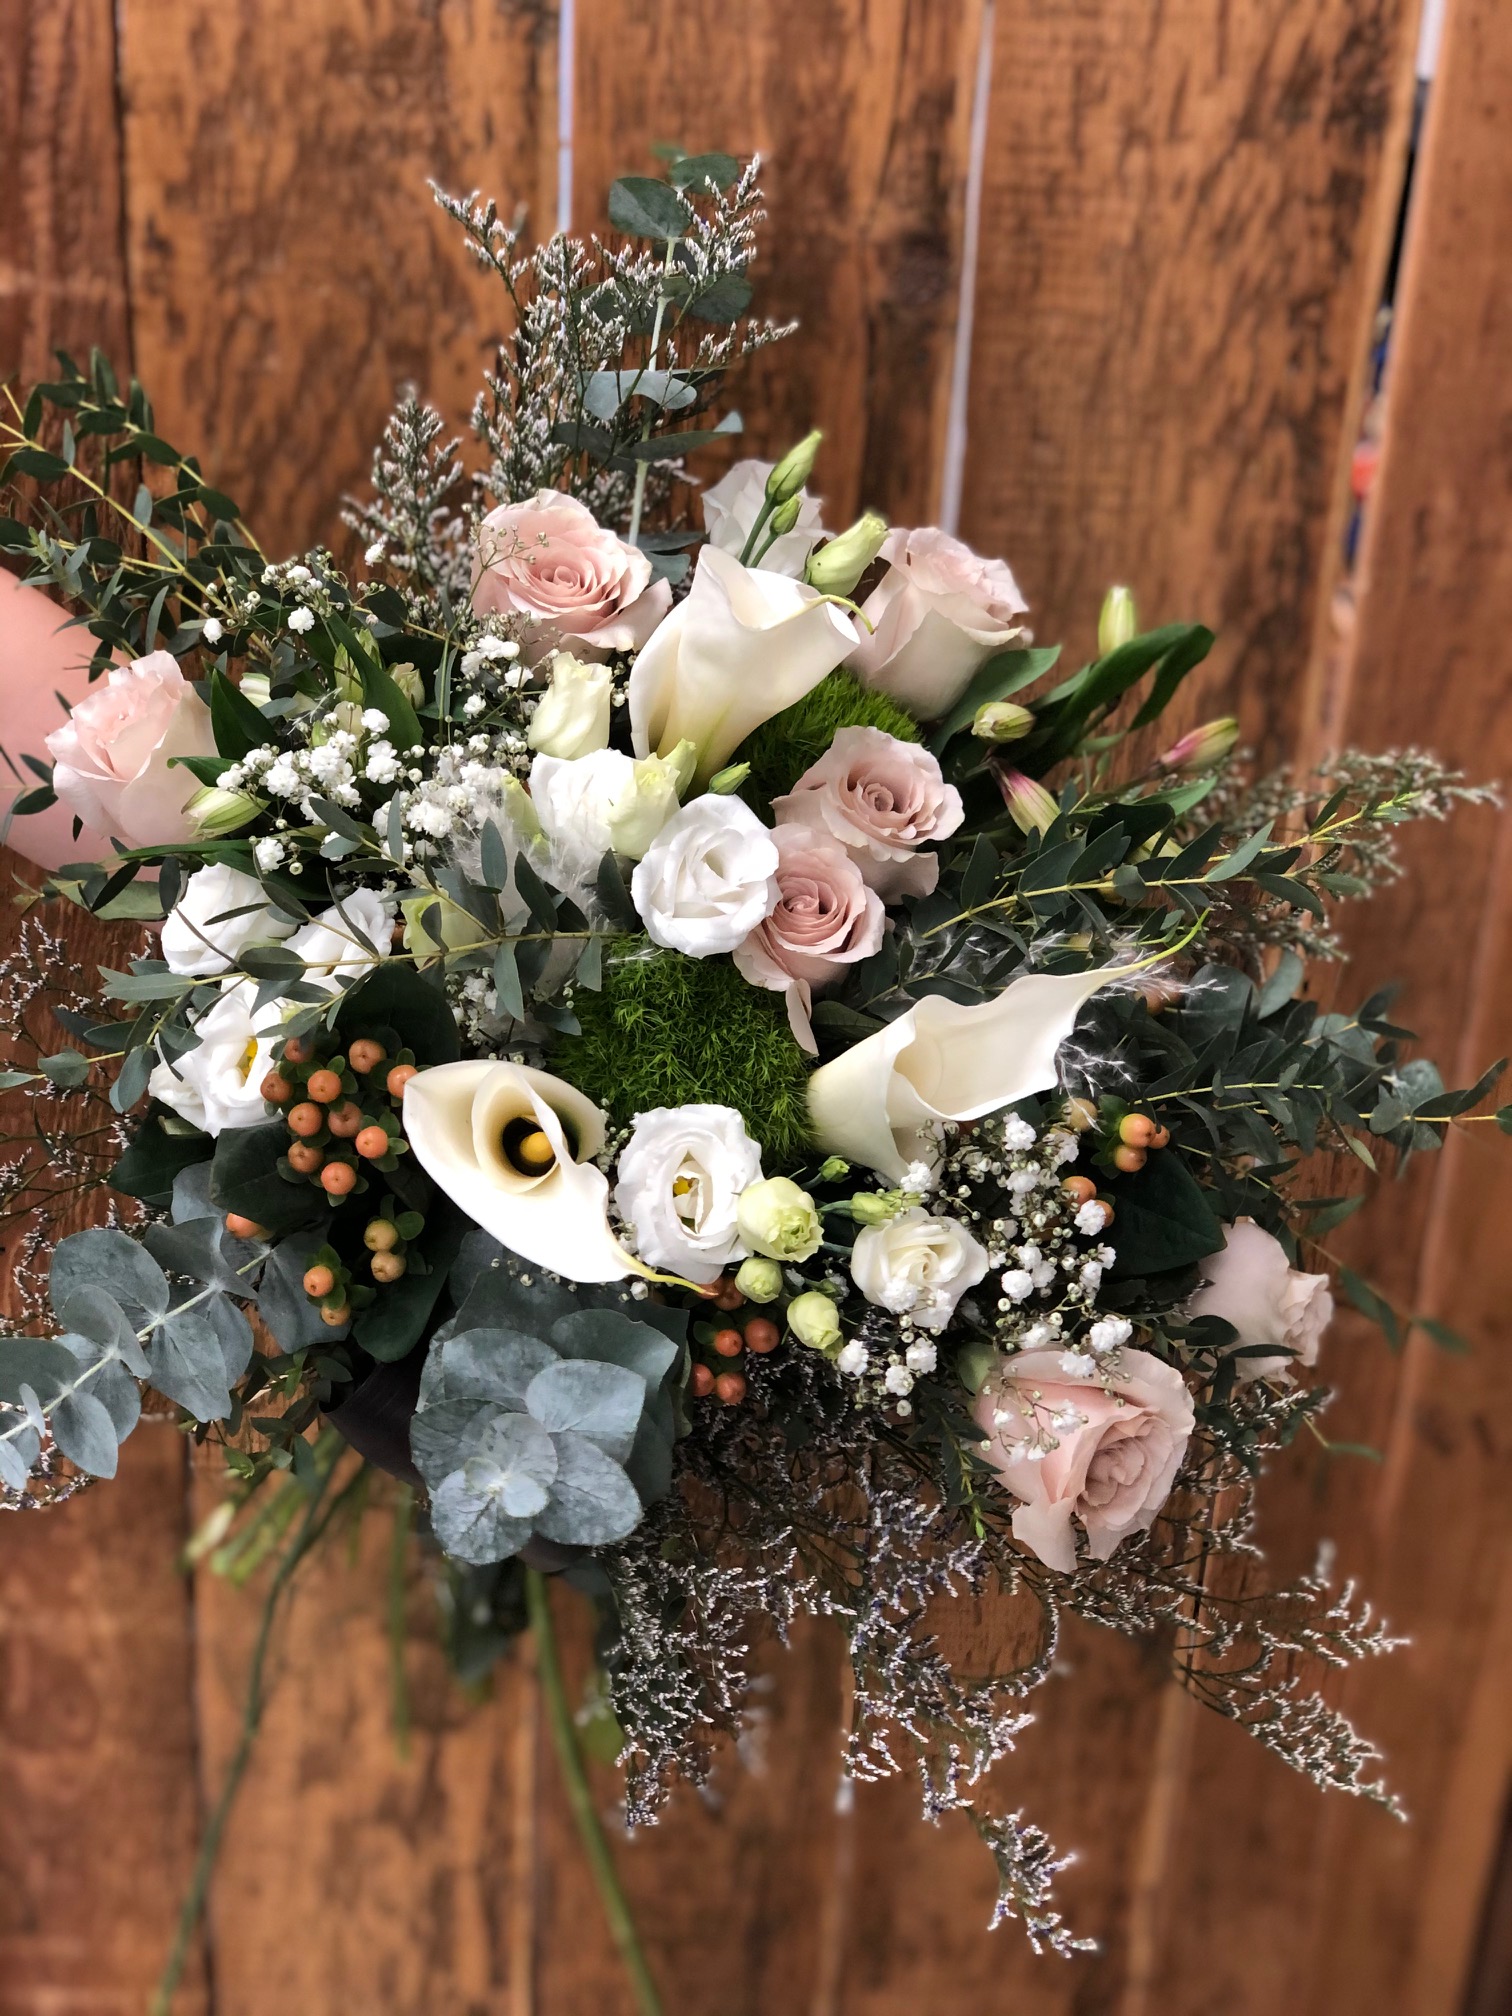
xmin=706 ymin=761 xmax=751 ymax=795
xmin=188 ymin=785 xmax=263 ymax=837
xmin=1157 ymin=717 xmax=1240 ymax=774
xmin=733 ymin=1256 xmax=784 ymax=1303
xmin=998 ymin=768 xmax=1060 ymax=836
xmin=786 ymin=1290 xmax=843 ymax=1354
xmin=971 ymin=699 xmax=1033 ymax=743
xmin=1098 ymin=585 xmax=1137 ymax=656
xmin=804 ymin=511 xmax=888 ymax=598
xmin=766 ymin=429 xmax=823 ymax=504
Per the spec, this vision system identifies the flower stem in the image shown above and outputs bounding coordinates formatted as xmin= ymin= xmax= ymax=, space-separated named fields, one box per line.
xmin=525 ymin=1568 xmax=663 ymax=2016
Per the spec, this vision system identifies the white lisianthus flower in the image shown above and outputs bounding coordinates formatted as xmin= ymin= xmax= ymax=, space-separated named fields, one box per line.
xmin=160 ymin=863 xmax=297 ymax=977
xmin=286 ymin=889 xmax=395 ymax=988
xmin=526 ymin=654 xmax=614 ymax=760
xmin=850 ymin=1206 xmax=989 ymax=1331
xmin=1186 ymin=1219 xmax=1334 ymax=1381
xmin=628 ymin=545 xmax=857 ymax=786
xmin=631 ymin=795 xmax=779 ymax=956
xmin=530 ymin=747 xmax=684 ymax=882
xmin=614 ymin=1104 xmax=763 ymax=1284
xmin=148 ymin=980 xmax=286 ymax=1136
xmin=700 ymin=459 xmax=825 ymax=576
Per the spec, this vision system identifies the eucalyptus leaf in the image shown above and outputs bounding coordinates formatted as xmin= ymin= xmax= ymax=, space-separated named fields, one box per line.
xmin=536 ymin=1435 xmax=641 ymax=1547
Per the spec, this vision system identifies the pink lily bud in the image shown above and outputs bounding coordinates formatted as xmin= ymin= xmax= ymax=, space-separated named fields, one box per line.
xmin=1156 ymin=717 xmax=1240 ymax=774
xmin=998 ymin=768 xmax=1060 ymax=836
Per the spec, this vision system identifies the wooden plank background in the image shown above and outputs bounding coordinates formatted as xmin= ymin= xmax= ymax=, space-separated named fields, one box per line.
xmin=2 ymin=0 xmax=1510 ymax=2010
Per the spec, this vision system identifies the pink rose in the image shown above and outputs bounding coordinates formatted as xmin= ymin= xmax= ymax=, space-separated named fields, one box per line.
xmin=472 ymin=490 xmax=671 ymax=658
xmin=45 ymin=650 xmax=217 ymax=846
xmin=1186 ymin=1219 xmax=1334 ymax=1382
xmin=773 ymin=725 xmax=964 ymax=900
xmin=974 ymin=1346 xmax=1194 ymax=1573
xmin=848 ymin=526 xmax=1029 ymax=717
xmin=733 ymin=825 xmax=884 ymax=1051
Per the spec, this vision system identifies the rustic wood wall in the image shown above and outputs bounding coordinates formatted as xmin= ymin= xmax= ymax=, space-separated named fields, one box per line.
xmin=3 ymin=1 xmax=1510 ymax=2011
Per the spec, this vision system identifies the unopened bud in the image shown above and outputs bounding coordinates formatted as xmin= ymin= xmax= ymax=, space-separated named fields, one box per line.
xmin=804 ymin=512 xmax=888 ymax=598
xmin=848 ymin=1192 xmax=898 ymax=1226
xmin=955 ymin=1341 xmax=998 ymax=1397
xmin=816 ymin=1156 xmax=850 ymax=1183
xmin=1157 ymin=717 xmax=1240 ymax=774
xmin=767 ymin=495 xmax=803 ymax=538
xmin=733 ymin=1256 xmax=783 ymax=1303
xmin=786 ymin=1290 xmax=842 ymax=1353
xmin=1098 ymin=585 xmax=1137 ymax=656
xmin=971 ymin=699 xmax=1033 ymax=743
xmin=998 ymin=769 xmax=1060 ymax=837
xmin=766 ymin=429 xmax=823 ymax=504
xmin=188 ymin=786 xmax=263 ymax=837
xmin=239 ymin=672 xmax=272 ymax=709
xmin=663 ymin=737 xmax=698 ymax=797
xmin=706 ymin=761 xmax=751 ymax=795
xmin=389 ymin=662 xmax=425 ymax=707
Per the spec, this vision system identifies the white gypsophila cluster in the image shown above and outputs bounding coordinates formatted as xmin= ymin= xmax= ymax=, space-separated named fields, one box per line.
xmin=379 ymin=738 xmax=534 ymax=866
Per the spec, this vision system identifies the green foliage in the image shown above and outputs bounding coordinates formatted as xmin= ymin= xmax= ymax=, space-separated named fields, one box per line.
xmin=738 ymin=669 xmax=921 ymax=806
xmin=552 ymin=940 xmax=812 ymax=1164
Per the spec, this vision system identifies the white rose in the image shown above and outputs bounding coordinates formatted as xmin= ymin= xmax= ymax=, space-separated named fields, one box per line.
xmin=526 ymin=653 xmax=613 ymax=760
xmin=530 ymin=748 xmax=683 ymax=883
xmin=848 ymin=527 xmax=1030 ymax=717
xmin=628 ymin=544 xmax=857 ymax=787
xmin=472 ymin=490 xmax=670 ymax=658
xmin=148 ymin=980 xmax=285 ymax=1136
xmin=46 ymin=650 xmax=218 ymax=845
xmin=287 ymin=889 xmax=396 ymax=989
xmin=160 ymin=863 xmax=297 ymax=977
xmin=850 ymin=1206 xmax=989 ymax=1331
xmin=614 ymin=1104 xmax=763 ymax=1283
xmin=974 ymin=1346 xmax=1195 ymax=1573
xmin=701 ymin=459 xmax=825 ymax=577
xmin=630 ymin=795 xmax=779 ymax=957
xmin=1186 ymin=1219 xmax=1334 ymax=1382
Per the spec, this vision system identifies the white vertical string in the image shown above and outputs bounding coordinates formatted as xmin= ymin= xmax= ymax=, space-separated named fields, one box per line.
xmin=937 ymin=0 xmax=996 ymax=533
xmin=556 ymin=0 xmax=576 ymax=234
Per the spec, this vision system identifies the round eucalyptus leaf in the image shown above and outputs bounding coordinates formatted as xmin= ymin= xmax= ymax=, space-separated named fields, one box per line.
xmin=535 ymin=1434 xmax=642 ymax=1547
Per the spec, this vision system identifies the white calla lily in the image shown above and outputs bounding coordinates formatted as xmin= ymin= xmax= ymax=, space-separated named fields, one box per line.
xmin=402 ymin=1060 xmax=639 ymax=1283
xmin=807 ymin=968 xmax=1120 ymax=1180
xmin=628 ymin=544 xmax=858 ymax=786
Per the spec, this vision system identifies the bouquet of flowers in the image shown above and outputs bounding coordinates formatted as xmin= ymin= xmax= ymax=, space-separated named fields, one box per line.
xmin=1 ymin=154 xmax=1505 ymax=1997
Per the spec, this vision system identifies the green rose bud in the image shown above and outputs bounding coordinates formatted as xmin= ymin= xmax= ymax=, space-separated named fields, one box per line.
xmin=766 ymin=429 xmax=823 ymax=504
xmin=1097 ymin=584 xmax=1137 ymax=656
xmin=733 ymin=1256 xmax=784 ymax=1303
xmin=735 ymin=1176 xmax=822 ymax=1262
xmin=187 ymin=785 xmax=263 ymax=837
xmin=804 ymin=512 xmax=888 ymax=599
xmin=786 ymin=1291 xmax=843 ymax=1353
xmin=971 ymin=699 xmax=1034 ymax=743
xmin=848 ymin=1191 xmax=898 ymax=1225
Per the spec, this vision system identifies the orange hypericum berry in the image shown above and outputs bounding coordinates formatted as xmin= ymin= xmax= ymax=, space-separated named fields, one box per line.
xmin=1112 ymin=1143 xmax=1147 ymax=1173
xmin=1061 ymin=1175 xmax=1097 ymax=1205
xmin=355 ymin=1125 xmax=390 ymax=1160
xmin=1149 ymin=1124 xmax=1171 ymax=1150
xmin=224 ymin=1212 xmax=267 ymax=1240
xmin=712 ymin=1327 xmax=744 ymax=1358
xmin=319 ymin=1303 xmax=351 ymax=1327
xmin=347 ymin=1038 xmax=387 ymax=1074
xmin=370 ymin=1251 xmax=407 ymax=1284
xmin=714 ymin=1371 xmax=747 ymax=1406
xmin=363 ymin=1219 xmax=400 ymax=1252
xmin=306 ymin=1068 xmax=343 ymax=1104
xmin=303 ymin=1264 xmax=336 ymax=1299
xmin=286 ymin=1140 xmax=324 ymax=1175
xmin=327 ymin=1100 xmax=363 ymax=1139
xmin=282 ymin=1034 xmax=314 ymax=1065
xmin=744 ymin=1318 xmax=780 ymax=1355
xmin=690 ymin=1363 xmax=716 ymax=1398
xmin=1118 ymin=1113 xmax=1157 ymax=1149
xmin=713 ymin=1281 xmax=745 ymax=1311
xmin=261 ymin=1070 xmax=293 ymax=1103
xmin=320 ymin=1161 xmax=358 ymax=1196
xmin=386 ymin=1064 xmax=418 ymax=1099
xmin=288 ymin=1102 xmax=324 ymax=1138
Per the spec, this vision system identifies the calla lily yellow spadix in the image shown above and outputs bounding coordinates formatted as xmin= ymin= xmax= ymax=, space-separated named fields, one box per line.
xmin=806 ymin=966 xmax=1124 ymax=1181
xmin=402 ymin=1060 xmax=641 ymax=1282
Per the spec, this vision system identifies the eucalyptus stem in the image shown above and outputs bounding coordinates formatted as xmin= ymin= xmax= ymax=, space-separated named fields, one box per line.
xmin=626 ymin=236 xmax=679 ymax=551
xmin=525 ymin=1569 xmax=663 ymax=2016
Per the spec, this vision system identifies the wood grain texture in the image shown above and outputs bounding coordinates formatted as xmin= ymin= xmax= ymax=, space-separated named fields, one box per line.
xmin=117 ymin=0 xmax=560 ymax=556
xmin=959 ymin=0 xmax=1421 ymax=751
xmin=572 ymin=0 xmax=987 ymax=528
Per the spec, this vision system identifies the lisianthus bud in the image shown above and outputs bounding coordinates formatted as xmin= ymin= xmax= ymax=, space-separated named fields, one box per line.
xmin=706 ymin=761 xmax=751 ymax=795
xmin=849 ymin=1191 xmax=898 ymax=1225
xmin=734 ymin=1256 xmax=784 ymax=1303
xmin=971 ymin=699 xmax=1033 ymax=743
xmin=817 ymin=1156 xmax=850 ymax=1182
xmin=766 ymin=430 xmax=823 ymax=504
xmin=187 ymin=785 xmax=263 ymax=837
xmin=389 ymin=663 xmax=425 ymax=707
xmin=998 ymin=768 xmax=1060 ymax=836
xmin=1098 ymin=585 xmax=1137 ymax=655
xmin=787 ymin=1290 xmax=842 ymax=1353
xmin=1157 ymin=717 xmax=1240 ymax=774
xmin=736 ymin=1176 xmax=822 ymax=1262
xmin=804 ymin=512 xmax=888 ymax=598
xmin=767 ymin=495 xmax=803 ymax=539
